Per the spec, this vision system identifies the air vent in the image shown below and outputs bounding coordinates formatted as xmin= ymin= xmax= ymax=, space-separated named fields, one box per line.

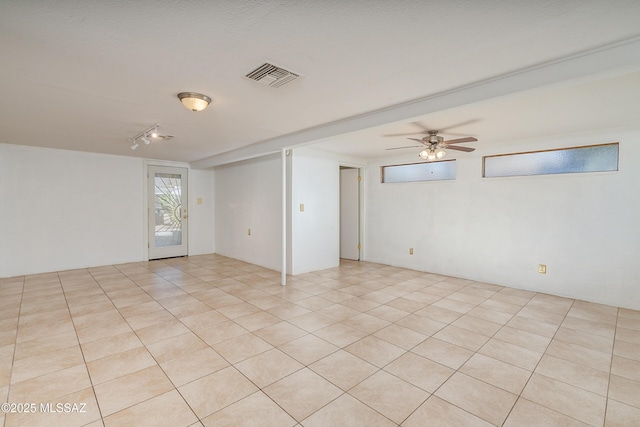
xmin=245 ymin=63 xmax=300 ymax=88
xmin=156 ymin=134 xmax=174 ymax=141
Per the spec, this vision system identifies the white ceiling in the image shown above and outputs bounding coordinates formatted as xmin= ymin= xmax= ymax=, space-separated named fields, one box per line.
xmin=2 ymin=1 xmax=640 ymax=166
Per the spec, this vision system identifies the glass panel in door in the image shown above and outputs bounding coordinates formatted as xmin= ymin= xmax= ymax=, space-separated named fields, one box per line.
xmin=148 ymin=166 xmax=188 ymax=259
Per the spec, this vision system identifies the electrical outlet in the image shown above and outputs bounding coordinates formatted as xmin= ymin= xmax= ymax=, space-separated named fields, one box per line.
xmin=196 ymin=198 xmax=203 ymax=205
xmin=300 ymin=204 xmax=304 ymax=212
xmin=409 ymin=248 xmax=414 ymax=255
xmin=538 ymin=264 xmax=547 ymax=274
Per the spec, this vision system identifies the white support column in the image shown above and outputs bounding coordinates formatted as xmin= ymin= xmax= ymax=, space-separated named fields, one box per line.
xmin=281 ymin=148 xmax=287 ymax=286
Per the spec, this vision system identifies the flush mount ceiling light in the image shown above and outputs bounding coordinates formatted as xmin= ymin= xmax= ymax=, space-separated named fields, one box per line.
xmin=177 ymin=92 xmax=212 ymax=112
xmin=130 ymin=124 xmax=160 ymax=150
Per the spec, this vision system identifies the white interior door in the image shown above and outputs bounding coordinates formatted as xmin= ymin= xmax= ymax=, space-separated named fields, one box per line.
xmin=340 ymin=168 xmax=360 ymax=260
xmin=148 ymin=166 xmax=188 ymax=259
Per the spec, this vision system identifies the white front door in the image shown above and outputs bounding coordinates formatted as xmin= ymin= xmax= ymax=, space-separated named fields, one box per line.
xmin=148 ymin=166 xmax=188 ymax=259
xmin=340 ymin=168 xmax=360 ymax=260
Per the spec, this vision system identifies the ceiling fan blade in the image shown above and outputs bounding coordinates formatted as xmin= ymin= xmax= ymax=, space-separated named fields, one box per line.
xmin=383 ymin=132 xmax=423 ymax=137
xmin=437 ymin=130 xmax=477 ymax=137
xmin=444 ymin=137 xmax=478 ymax=145
xmin=384 ymin=122 xmax=431 ymax=137
xmin=384 ymin=119 xmax=481 ymax=138
xmin=386 ymin=145 xmax=422 ymax=151
xmin=446 ymin=145 xmax=475 ymax=152
xmin=438 ymin=119 xmax=481 ymax=132
xmin=409 ymin=122 xmax=431 ymax=132
xmin=407 ymin=138 xmax=426 ymax=144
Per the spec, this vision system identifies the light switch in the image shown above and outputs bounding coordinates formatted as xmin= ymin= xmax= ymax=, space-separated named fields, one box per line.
xmin=300 ymin=204 xmax=304 ymax=212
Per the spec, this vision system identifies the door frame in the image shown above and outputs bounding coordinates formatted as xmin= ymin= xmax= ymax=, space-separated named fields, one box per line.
xmin=143 ymin=161 xmax=190 ymax=260
xmin=338 ymin=163 xmax=365 ymax=262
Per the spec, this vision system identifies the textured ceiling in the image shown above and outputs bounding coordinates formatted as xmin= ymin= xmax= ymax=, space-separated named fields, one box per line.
xmin=1 ymin=1 xmax=640 ymax=166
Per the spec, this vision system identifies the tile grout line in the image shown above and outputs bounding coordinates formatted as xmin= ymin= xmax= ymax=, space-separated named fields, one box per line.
xmin=495 ymin=291 xmax=559 ymax=427
xmin=496 ymin=297 xmax=602 ymax=427
xmin=64 ymin=269 xmax=106 ymax=425
xmin=2 ymin=274 xmax=25 ymax=427
xmin=603 ymin=306 xmax=620 ymax=427
xmin=113 ymin=261 xmax=218 ymax=424
xmin=7 ymin=257 xmax=638 ymax=426
xmin=396 ymin=282 xmax=524 ymax=426
xmin=112 ymin=259 xmax=323 ymax=425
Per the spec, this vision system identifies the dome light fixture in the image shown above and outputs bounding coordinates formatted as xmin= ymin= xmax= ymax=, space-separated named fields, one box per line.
xmin=177 ymin=92 xmax=212 ymax=112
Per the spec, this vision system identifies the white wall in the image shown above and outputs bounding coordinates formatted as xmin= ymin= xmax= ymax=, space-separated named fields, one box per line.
xmin=0 ymin=144 xmax=216 ymax=277
xmin=1 ymin=144 xmax=144 ymax=277
xmin=214 ymin=154 xmax=282 ymax=271
xmin=189 ymin=168 xmax=216 ymax=255
xmin=290 ymin=148 xmax=339 ymax=274
xmin=290 ymin=147 xmax=366 ymax=274
xmin=211 ymin=147 xmax=364 ymax=275
xmin=365 ymin=129 xmax=640 ymax=310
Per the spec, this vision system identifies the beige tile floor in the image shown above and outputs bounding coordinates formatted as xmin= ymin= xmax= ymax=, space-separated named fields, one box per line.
xmin=1 ymin=254 xmax=639 ymax=426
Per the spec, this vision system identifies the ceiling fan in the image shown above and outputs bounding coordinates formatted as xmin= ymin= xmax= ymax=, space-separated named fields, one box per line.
xmin=387 ymin=130 xmax=477 ymax=161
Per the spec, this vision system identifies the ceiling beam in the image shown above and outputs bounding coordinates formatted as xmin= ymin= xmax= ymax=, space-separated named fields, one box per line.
xmin=191 ymin=35 xmax=640 ymax=169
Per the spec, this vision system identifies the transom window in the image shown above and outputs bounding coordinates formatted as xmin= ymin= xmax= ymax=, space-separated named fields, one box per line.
xmin=381 ymin=160 xmax=456 ymax=183
xmin=483 ymin=143 xmax=619 ymax=178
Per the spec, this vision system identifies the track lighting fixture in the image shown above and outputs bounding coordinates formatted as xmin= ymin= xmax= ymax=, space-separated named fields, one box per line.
xmin=130 ymin=124 xmax=161 ymax=150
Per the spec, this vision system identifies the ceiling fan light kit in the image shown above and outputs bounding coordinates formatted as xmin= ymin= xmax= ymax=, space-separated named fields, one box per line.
xmin=419 ymin=147 xmax=446 ymax=160
xmin=177 ymin=92 xmax=212 ymax=112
